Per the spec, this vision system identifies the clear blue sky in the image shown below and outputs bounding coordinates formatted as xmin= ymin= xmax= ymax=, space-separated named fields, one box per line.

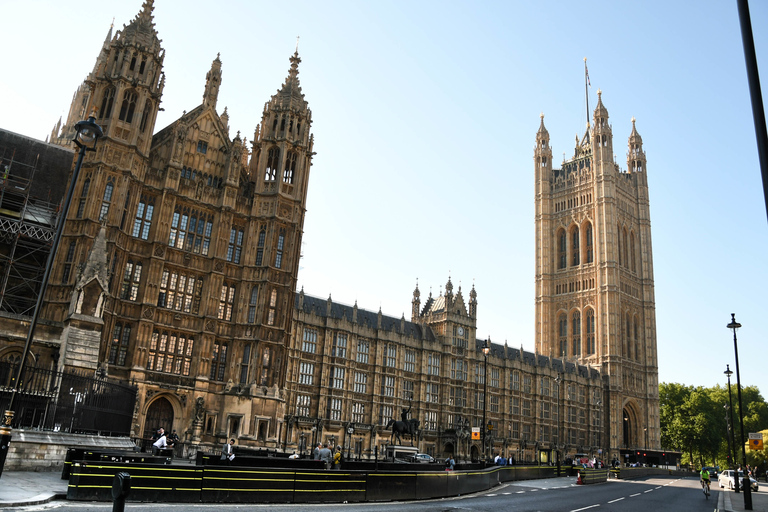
xmin=2 ymin=0 xmax=767 ymax=397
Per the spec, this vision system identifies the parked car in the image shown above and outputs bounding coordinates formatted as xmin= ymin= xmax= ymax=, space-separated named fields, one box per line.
xmin=702 ymin=466 xmax=719 ymax=478
xmin=410 ymin=453 xmax=436 ymax=463
xmin=718 ymin=470 xmax=759 ymax=492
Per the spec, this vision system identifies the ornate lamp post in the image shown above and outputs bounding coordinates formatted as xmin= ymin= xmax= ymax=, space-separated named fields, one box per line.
xmin=0 ymin=113 xmax=102 ymax=478
xmin=727 ymin=314 xmax=751 ymax=510
xmin=725 ymin=365 xmax=739 ymax=492
xmin=346 ymin=424 xmax=354 ymax=460
xmin=482 ymin=338 xmax=490 ymax=463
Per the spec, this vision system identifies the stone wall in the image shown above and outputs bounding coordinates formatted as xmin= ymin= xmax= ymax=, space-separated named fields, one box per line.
xmin=4 ymin=430 xmax=135 ymax=472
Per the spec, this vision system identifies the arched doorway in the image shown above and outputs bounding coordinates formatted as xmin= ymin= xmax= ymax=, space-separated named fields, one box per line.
xmin=144 ymin=396 xmax=174 ymax=440
xmin=622 ymin=405 xmax=638 ymax=448
xmin=443 ymin=442 xmax=454 ymax=460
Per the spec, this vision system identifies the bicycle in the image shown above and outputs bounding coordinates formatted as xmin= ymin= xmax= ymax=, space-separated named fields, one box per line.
xmin=701 ymin=478 xmax=711 ymax=498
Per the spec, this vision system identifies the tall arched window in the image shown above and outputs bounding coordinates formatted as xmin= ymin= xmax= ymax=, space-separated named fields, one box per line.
xmin=625 ymin=313 xmax=632 ymax=359
xmin=558 ymin=314 xmax=568 ymax=357
xmin=585 ymin=309 xmax=595 ymax=354
xmin=139 ymin=99 xmax=152 ymax=133
xmin=571 ymin=311 xmax=581 ymax=356
xmin=623 ymin=228 xmax=629 ymax=269
xmin=118 ymin=90 xmax=138 ymax=123
xmin=99 ymin=180 xmax=114 ymax=221
xmin=617 ymin=225 xmax=622 ymax=266
xmin=210 ymin=342 xmax=227 ymax=381
xmin=585 ymin=222 xmax=593 ymax=263
xmin=557 ymin=229 xmax=567 ymax=270
xmin=283 ymin=151 xmax=297 ymax=184
xmin=100 ymin=87 xmax=115 ymax=119
xmin=247 ymin=286 xmax=258 ymax=324
xmin=76 ymin=178 xmax=90 ymax=218
xmin=256 ymin=228 xmax=266 ymax=266
xmin=571 ymin=226 xmax=580 ymax=266
xmin=275 ymin=229 xmax=285 ymax=268
xmin=630 ymin=231 xmax=636 ymax=273
xmin=265 ymin=147 xmax=279 ymax=181
xmin=634 ymin=316 xmax=640 ymax=361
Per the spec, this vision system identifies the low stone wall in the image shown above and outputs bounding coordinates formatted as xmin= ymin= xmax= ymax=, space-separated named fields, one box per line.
xmin=5 ymin=430 xmax=135 ymax=472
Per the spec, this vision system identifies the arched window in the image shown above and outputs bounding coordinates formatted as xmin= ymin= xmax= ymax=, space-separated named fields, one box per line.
xmin=275 ymin=229 xmax=285 ymax=268
xmin=571 ymin=311 xmax=581 ymax=356
xmin=109 ymin=322 xmax=131 ymax=365
xmin=267 ymin=289 xmax=277 ymax=326
xmin=571 ymin=226 xmax=580 ymax=266
xmin=100 ymin=87 xmax=115 ymax=119
xmin=557 ymin=229 xmax=567 ymax=269
xmin=630 ymin=231 xmax=636 ymax=273
xmin=210 ymin=342 xmax=227 ymax=381
xmin=118 ymin=90 xmax=138 ymax=123
xmin=625 ymin=314 xmax=632 ymax=359
xmin=76 ymin=178 xmax=90 ymax=218
xmin=558 ymin=314 xmax=568 ymax=357
xmin=585 ymin=309 xmax=595 ymax=354
xmin=634 ymin=316 xmax=640 ymax=361
xmin=218 ymin=283 xmax=236 ymax=321
xmin=99 ymin=180 xmax=114 ymax=221
xmin=623 ymin=228 xmax=629 ymax=269
xmin=62 ymin=241 xmax=76 ymax=283
xmin=256 ymin=228 xmax=266 ymax=266
xmin=247 ymin=286 xmax=258 ymax=324
xmin=283 ymin=151 xmax=297 ymax=184
xmin=139 ymin=99 xmax=152 ymax=133
xmin=240 ymin=344 xmax=251 ymax=385
xmin=265 ymin=147 xmax=279 ymax=181
xmin=617 ymin=225 xmax=622 ymax=266
xmin=585 ymin=222 xmax=593 ymax=264
xmin=129 ymin=54 xmax=137 ymax=71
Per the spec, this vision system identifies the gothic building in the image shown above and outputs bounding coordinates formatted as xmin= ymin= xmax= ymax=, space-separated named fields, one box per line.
xmin=533 ymin=91 xmax=660 ymax=456
xmin=0 ymin=0 xmax=661 ymax=465
xmin=1 ymin=0 xmax=315 ymax=446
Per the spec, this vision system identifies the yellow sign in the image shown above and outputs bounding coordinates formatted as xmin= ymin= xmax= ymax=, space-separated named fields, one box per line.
xmin=749 ymin=439 xmax=764 ymax=450
xmin=471 ymin=427 xmax=480 ymax=440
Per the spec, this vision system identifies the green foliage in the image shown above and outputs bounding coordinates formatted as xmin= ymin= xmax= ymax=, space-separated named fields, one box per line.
xmin=659 ymin=382 xmax=766 ymax=469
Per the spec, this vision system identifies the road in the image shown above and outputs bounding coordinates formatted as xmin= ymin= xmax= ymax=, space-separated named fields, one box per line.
xmin=24 ymin=476 xmax=718 ymax=512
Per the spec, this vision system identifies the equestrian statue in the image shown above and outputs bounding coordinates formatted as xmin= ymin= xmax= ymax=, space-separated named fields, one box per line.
xmin=386 ymin=401 xmax=419 ymax=446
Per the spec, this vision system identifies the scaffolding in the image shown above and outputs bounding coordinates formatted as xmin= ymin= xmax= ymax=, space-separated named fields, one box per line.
xmin=0 ymin=150 xmax=60 ymax=316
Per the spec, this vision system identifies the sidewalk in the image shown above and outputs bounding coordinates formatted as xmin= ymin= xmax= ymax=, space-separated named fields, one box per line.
xmin=0 ymin=470 xmax=68 ymax=508
xmin=719 ymin=485 xmax=768 ymax=512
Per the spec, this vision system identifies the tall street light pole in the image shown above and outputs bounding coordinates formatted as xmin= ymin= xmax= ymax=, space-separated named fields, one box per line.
xmin=728 ymin=314 xmax=752 ymax=510
xmin=482 ymin=338 xmax=490 ymax=464
xmin=0 ymin=113 xmax=102 ymax=478
xmin=725 ymin=364 xmax=739 ymax=492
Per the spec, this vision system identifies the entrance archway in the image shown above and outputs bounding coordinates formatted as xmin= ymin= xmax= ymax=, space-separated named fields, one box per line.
xmin=622 ymin=403 xmax=640 ymax=449
xmin=144 ymin=396 xmax=174 ymax=440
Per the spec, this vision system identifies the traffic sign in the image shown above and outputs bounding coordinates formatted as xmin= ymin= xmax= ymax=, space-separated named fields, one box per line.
xmin=471 ymin=427 xmax=480 ymax=440
xmin=748 ymin=433 xmax=763 ymax=450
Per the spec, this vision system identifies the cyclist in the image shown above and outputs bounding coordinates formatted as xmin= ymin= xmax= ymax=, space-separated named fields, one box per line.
xmin=700 ymin=467 xmax=711 ymax=496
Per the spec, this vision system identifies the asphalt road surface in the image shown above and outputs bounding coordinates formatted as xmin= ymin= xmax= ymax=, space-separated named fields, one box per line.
xmin=25 ymin=476 xmax=719 ymax=512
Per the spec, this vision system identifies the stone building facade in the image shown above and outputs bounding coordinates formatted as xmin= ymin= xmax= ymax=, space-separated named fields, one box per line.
xmin=283 ymin=283 xmax=603 ymax=463
xmin=0 ymin=0 xmax=660 ymax=464
xmin=1 ymin=0 xmax=314 ymax=450
xmin=533 ymin=93 xmax=660 ymax=458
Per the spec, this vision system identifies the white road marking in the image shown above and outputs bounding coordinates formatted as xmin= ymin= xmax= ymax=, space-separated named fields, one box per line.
xmin=643 ymin=489 xmax=653 ymax=493
xmin=607 ymin=497 xmax=625 ymax=503
xmin=570 ymin=505 xmax=600 ymax=511
xmin=630 ymin=492 xmax=641 ymax=497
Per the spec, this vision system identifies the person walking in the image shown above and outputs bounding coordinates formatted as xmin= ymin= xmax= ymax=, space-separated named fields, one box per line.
xmin=221 ymin=438 xmax=235 ymax=465
xmin=319 ymin=443 xmax=332 ymax=469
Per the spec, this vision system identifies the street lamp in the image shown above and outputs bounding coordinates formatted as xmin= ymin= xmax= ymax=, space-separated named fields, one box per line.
xmin=0 ymin=112 xmax=102 ymax=478
xmin=482 ymin=337 xmax=490 ymax=463
xmin=725 ymin=365 xmax=739 ymax=492
xmin=346 ymin=425 xmax=354 ymax=460
xmin=727 ymin=314 xmax=752 ymax=510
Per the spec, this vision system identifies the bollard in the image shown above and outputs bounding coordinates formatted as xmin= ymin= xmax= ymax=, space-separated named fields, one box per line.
xmin=112 ymin=472 xmax=131 ymax=512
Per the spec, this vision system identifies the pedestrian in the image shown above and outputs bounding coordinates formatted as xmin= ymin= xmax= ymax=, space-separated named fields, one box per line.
xmin=169 ymin=429 xmax=180 ymax=446
xmin=333 ymin=446 xmax=343 ymax=469
xmin=445 ymin=456 xmax=455 ymax=471
xmin=319 ymin=443 xmax=332 ymax=469
xmin=313 ymin=442 xmax=322 ymax=460
xmin=152 ymin=428 xmax=167 ymax=455
xmin=220 ymin=438 xmax=235 ymax=465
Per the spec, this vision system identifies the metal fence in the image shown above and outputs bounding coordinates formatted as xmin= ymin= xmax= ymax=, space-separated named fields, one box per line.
xmin=0 ymin=362 xmax=137 ymax=436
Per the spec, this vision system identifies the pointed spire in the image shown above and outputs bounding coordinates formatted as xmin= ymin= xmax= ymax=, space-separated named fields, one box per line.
xmin=593 ymin=88 xmax=609 ymax=120
xmin=203 ymin=53 xmax=222 ymax=109
xmin=537 ymin=112 xmax=549 ymax=137
xmin=272 ymin=50 xmax=308 ymax=111
xmin=121 ymin=0 xmax=159 ymax=49
xmin=104 ymin=18 xmax=114 ymax=46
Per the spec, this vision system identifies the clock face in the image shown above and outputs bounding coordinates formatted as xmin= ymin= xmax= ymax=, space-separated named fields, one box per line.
xmin=457 ymin=327 xmax=465 ymax=336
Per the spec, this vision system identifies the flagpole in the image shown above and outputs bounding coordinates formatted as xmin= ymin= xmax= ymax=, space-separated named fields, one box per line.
xmin=584 ymin=57 xmax=590 ymax=128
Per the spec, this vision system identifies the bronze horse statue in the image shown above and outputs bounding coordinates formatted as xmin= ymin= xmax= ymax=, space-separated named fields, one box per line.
xmin=386 ymin=418 xmax=419 ymax=446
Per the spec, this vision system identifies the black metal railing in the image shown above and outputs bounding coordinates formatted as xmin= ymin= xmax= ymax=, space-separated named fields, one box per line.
xmin=0 ymin=362 xmax=137 ymax=436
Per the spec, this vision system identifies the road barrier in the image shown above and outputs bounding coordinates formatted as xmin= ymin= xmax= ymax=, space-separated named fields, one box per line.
xmin=66 ymin=461 xmax=558 ymax=503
